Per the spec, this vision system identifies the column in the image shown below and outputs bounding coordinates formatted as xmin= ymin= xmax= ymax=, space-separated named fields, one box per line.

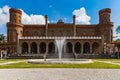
xmin=90 ymin=44 xmax=92 ymax=54
xmin=72 ymin=44 xmax=74 ymax=53
xmin=55 ymin=45 xmax=57 ymax=54
xmin=37 ymin=44 xmax=39 ymax=54
xmin=18 ymin=46 xmax=22 ymax=54
xmin=28 ymin=44 xmax=31 ymax=54
xmin=46 ymin=43 xmax=48 ymax=54
xmin=64 ymin=44 xmax=66 ymax=53
xmin=81 ymin=43 xmax=83 ymax=54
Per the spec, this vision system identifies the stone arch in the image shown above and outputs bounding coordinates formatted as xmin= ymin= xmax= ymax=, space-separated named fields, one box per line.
xmin=40 ymin=42 xmax=46 ymax=53
xmin=83 ymin=42 xmax=90 ymax=53
xmin=117 ymin=45 xmax=120 ymax=50
xmin=21 ymin=42 xmax=28 ymax=54
xmin=48 ymin=42 xmax=55 ymax=53
xmin=92 ymin=42 xmax=99 ymax=54
xmin=75 ymin=42 xmax=81 ymax=53
xmin=66 ymin=42 xmax=73 ymax=53
xmin=31 ymin=42 xmax=37 ymax=54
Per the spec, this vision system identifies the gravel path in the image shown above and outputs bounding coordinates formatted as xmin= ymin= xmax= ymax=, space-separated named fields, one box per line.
xmin=0 ymin=69 xmax=120 ymax=80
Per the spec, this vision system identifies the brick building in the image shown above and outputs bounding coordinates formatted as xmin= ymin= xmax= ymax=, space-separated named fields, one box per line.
xmin=6 ymin=8 xmax=113 ymax=58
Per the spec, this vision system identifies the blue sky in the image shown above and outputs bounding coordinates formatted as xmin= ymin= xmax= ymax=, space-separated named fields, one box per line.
xmin=0 ymin=0 xmax=120 ymax=38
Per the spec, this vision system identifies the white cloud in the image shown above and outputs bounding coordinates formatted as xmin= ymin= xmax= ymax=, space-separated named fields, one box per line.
xmin=72 ymin=7 xmax=91 ymax=24
xmin=0 ymin=5 xmax=9 ymax=28
xmin=21 ymin=10 xmax=45 ymax=24
xmin=0 ymin=5 xmax=91 ymax=29
xmin=0 ymin=5 xmax=46 ymax=28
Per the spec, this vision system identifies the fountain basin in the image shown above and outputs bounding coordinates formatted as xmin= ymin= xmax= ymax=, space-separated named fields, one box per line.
xmin=27 ymin=59 xmax=93 ymax=64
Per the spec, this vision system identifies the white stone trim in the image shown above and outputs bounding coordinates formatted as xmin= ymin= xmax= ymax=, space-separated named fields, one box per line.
xmin=19 ymin=36 xmax=102 ymax=40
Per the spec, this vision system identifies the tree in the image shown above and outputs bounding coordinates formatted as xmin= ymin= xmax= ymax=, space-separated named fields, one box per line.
xmin=116 ymin=25 xmax=120 ymax=34
xmin=0 ymin=34 xmax=6 ymax=43
xmin=113 ymin=39 xmax=120 ymax=42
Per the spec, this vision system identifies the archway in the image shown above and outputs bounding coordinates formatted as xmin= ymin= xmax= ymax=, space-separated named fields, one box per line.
xmin=117 ymin=45 xmax=120 ymax=50
xmin=75 ymin=42 xmax=81 ymax=53
xmin=92 ymin=42 xmax=99 ymax=54
xmin=31 ymin=42 xmax=37 ymax=54
xmin=48 ymin=42 xmax=55 ymax=53
xmin=66 ymin=42 xmax=73 ymax=53
xmin=40 ymin=42 xmax=46 ymax=53
xmin=22 ymin=42 xmax=28 ymax=54
xmin=83 ymin=42 xmax=90 ymax=53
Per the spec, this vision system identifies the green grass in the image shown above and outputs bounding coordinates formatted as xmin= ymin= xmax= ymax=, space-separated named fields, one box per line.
xmin=0 ymin=59 xmax=26 ymax=63
xmin=0 ymin=59 xmax=120 ymax=69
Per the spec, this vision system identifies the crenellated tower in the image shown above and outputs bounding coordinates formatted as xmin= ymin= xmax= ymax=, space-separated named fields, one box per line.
xmin=99 ymin=8 xmax=113 ymax=43
xmin=99 ymin=8 xmax=111 ymax=24
xmin=7 ymin=8 xmax=23 ymax=54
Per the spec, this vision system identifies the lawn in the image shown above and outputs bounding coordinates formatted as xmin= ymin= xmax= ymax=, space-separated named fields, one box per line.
xmin=0 ymin=59 xmax=120 ymax=68
xmin=0 ymin=59 xmax=25 ymax=63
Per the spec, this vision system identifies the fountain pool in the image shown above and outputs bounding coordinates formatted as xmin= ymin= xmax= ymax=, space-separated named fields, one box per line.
xmin=27 ymin=37 xmax=93 ymax=64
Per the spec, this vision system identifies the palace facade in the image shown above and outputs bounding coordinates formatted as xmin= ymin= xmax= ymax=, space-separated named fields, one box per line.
xmin=6 ymin=8 xmax=113 ymax=58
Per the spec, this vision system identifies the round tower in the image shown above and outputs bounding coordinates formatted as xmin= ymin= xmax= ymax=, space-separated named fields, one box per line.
xmin=99 ymin=8 xmax=113 ymax=43
xmin=9 ymin=8 xmax=22 ymax=24
xmin=99 ymin=8 xmax=111 ymax=24
xmin=7 ymin=8 xmax=23 ymax=54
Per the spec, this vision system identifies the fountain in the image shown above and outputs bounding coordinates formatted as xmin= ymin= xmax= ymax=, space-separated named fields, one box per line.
xmin=55 ymin=37 xmax=66 ymax=61
xmin=28 ymin=37 xmax=93 ymax=64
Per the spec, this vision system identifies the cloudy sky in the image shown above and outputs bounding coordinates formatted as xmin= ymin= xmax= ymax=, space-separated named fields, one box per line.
xmin=0 ymin=0 xmax=120 ymax=38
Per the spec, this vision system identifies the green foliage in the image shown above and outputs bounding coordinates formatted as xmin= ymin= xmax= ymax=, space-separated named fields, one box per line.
xmin=114 ymin=39 xmax=120 ymax=42
xmin=0 ymin=34 xmax=6 ymax=43
xmin=116 ymin=25 xmax=120 ymax=34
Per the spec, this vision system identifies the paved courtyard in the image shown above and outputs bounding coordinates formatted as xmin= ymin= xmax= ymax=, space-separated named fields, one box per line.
xmin=0 ymin=69 xmax=120 ymax=80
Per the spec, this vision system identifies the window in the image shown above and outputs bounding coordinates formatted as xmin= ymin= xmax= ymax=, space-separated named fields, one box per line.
xmin=42 ymin=31 xmax=46 ymax=36
xmin=19 ymin=15 xmax=21 ymax=18
xmin=51 ymin=31 xmax=55 ymax=36
xmin=34 ymin=31 xmax=38 ymax=36
xmin=58 ymin=31 xmax=62 ymax=36
xmin=14 ymin=19 xmax=16 ymax=23
xmin=66 ymin=31 xmax=70 ymax=36
xmin=20 ymin=30 xmax=22 ymax=34
xmin=103 ymin=14 xmax=106 ymax=18
xmin=14 ymin=14 xmax=16 ymax=17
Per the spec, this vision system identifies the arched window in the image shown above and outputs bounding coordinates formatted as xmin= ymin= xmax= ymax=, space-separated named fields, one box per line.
xmin=92 ymin=42 xmax=99 ymax=54
xmin=66 ymin=42 xmax=73 ymax=53
xmin=40 ymin=42 xmax=46 ymax=53
xmin=22 ymin=42 xmax=28 ymax=54
xmin=75 ymin=42 xmax=81 ymax=53
xmin=83 ymin=42 xmax=90 ymax=53
xmin=48 ymin=42 xmax=55 ymax=53
xmin=31 ymin=42 xmax=37 ymax=54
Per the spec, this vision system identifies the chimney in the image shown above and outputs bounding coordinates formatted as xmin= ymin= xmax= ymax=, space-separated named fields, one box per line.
xmin=73 ymin=15 xmax=76 ymax=36
xmin=45 ymin=15 xmax=48 ymax=37
xmin=45 ymin=15 xmax=48 ymax=25
xmin=73 ymin=15 xmax=76 ymax=25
